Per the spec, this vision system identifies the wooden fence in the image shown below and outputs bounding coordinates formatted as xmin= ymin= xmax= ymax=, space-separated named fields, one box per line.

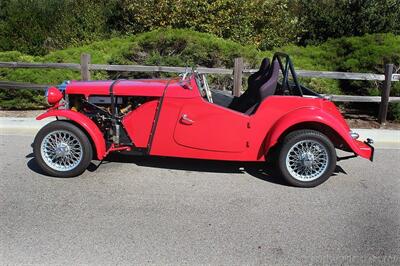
xmin=0 ymin=53 xmax=399 ymax=124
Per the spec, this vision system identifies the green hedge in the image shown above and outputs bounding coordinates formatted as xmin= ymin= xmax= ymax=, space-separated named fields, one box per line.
xmin=0 ymin=29 xmax=262 ymax=109
xmin=274 ymin=33 xmax=400 ymax=121
xmin=1 ymin=29 xmax=399 ymax=120
xmin=0 ymin=0 xmax=115 ymax=55
xmin=0 ymin=0 xmax=298 ymax=55
xmin=2 ymin=0 xmax=399 ymax=56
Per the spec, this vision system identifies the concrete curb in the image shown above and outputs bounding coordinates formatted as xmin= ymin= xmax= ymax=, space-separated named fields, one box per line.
xmin=0 ymin=117 xmax=55 ymax=129
xmin=0 ymin=117 xmax=55 ymax=136
xmin=1 ymin=117 xmax=399 ymax=146
xmin=352 ymin=128 xmax=400 ymax=144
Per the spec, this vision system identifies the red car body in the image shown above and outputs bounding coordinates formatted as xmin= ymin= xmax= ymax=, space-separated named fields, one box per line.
xmin=37 ymin=78 xmax=373 ymax=162
xmin=33 ymin=53 xmax=374 ymax=187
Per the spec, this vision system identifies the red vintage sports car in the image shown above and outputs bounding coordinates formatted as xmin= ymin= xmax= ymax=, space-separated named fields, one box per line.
xmin=33 ymin=53 xmax=373 ymax=187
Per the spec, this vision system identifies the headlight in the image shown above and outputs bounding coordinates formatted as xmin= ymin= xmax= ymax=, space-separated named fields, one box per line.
xmin=46 ymin=87 xmax=63 ymax=105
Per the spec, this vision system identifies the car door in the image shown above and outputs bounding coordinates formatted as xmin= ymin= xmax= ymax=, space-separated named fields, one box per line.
xmin=173 ymin=98 xmax=250 ymax=152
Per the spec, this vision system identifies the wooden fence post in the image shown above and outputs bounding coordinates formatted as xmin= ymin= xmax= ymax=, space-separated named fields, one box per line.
xmin=80 ymin=53 xmax=91 ymax=81
xmin=378 ymin=64 xmax=393 ymax=124
xmin=233 ymin=57 xmax=243 ymax=97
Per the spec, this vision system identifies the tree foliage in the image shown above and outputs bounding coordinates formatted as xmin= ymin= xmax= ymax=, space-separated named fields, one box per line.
xmin=0 ymin=1 xmax=399 ymax=119
xmin=1 ymin=30 xmax=399 ymax=106
xmin=112 ymin=0 xmax=299 ymax=50
xmin=296 ymin=0 xmax=400 ymax=45
xmin=0 ymin=0 xmax=115 ymax=55
xmin=1 ymin=0 xmax=399 ymax=55
xmin=0 ymin=29 xmax=262 ymax=109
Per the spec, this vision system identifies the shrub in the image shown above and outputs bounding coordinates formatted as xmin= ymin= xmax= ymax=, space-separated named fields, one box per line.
xmin=122 ymin=29 xmax=260 ymax=67
xmin=111 ymin=0 xmax=299 ymax=50
xmin=296 ymin=0 xmax=400 ymax=45
xmin=389 ymin=103 xmax=400 ymax=121
xmin=0 ymin=89 xmax=46 ymax=110
xmin=270 ymin=33 xmax=400 ymax=97
xmin=1 ymin=0 xmax=399 ymax=56
xmin=1 ymin=30 xmax=399 ymax=121
xmin=0 ymin=0 xmax=299 ymax=54
xmin=0 ymin=29 xmax=263 ymax=109
xmin=0 ymin=0 xmax=115 ymax=55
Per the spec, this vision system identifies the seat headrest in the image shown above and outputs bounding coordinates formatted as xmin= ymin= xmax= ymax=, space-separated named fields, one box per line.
xmin=259 ymin=59 xmax=279 ymax=100
xmin=268 ymin=59 xmax=279 ymax=78
xmin=258 ymin=58 xmax=270 ymax=74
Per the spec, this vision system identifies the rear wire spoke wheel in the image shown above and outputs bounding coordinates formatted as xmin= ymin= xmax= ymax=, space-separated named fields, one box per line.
xmin=33 ymin=121 xmax=93 ymax=177
xmin=278 ymin=130 xmax=336 ymax=187
xmin=286 ymin=140 xmax=329 ymax=181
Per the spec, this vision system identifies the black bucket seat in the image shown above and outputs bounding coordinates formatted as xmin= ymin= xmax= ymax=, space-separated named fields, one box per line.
xmin=244 ymin=59 xmax=280 ymax=115
xmin=228 ymin=58 xmax=270 ymax=112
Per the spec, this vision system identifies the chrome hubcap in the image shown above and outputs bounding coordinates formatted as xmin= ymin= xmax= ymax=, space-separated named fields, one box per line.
xmin=40 ymin=130 xmax=83 ymax=172
xmin=285 ymin=140 xmax=329 ymax=181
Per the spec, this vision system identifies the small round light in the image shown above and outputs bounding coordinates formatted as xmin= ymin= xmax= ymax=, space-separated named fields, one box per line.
xmin=350 ymin=131 xmax=359 ymax=140
xmin=46 ymin=87 xmax=63 ymax=105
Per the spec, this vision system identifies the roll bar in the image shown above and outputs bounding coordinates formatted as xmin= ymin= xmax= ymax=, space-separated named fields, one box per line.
xmin=272 ymin=52 xmax=322 ymax=98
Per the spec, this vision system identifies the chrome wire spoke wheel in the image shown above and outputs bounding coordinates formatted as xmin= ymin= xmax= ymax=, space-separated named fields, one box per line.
xmin=285 ymin=140 xmax=329 ymax=182
xmin=40 ymin=130 xmax=83 ymax=172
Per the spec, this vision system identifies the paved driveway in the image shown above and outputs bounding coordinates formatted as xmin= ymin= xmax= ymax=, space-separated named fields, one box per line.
xmin=1 ymin=133 xmax=399 ymax=265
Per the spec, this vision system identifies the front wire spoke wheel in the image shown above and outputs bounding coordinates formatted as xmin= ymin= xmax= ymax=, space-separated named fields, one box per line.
xmin=40 ymin=130 xmax=83 ymax=172
xmin=33 ymin=121 xmax=94 ymax=177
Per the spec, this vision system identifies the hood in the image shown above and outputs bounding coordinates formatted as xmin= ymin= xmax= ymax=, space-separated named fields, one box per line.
xmin=65 ymin=79 xmax=182 ymax=97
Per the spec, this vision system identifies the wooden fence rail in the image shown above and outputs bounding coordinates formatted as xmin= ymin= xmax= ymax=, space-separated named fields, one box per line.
xmin=0 ymin=53 xmax=399 ymax=124
xmin=1 ymin=61 xmax=398 ymax=80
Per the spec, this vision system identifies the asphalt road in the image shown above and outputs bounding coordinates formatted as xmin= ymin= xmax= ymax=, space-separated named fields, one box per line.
xmin=0 ymin=133 xmax=399 ymax=265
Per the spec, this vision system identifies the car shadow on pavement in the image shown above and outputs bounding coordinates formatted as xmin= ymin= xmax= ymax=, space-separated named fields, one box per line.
xmin=103 ymin=153 xmax=288 ymax=186
xmin=26 ymin=152 xmax=346 ymax=185
xmin=27 ymin=157 xmax=48 ymax=176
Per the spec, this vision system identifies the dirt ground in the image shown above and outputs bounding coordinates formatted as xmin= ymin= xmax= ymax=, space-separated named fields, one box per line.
xmin=345 ymin=117 xmax=400 ymax=129
xmin=1 ymin=109 xmax=399 ymax=129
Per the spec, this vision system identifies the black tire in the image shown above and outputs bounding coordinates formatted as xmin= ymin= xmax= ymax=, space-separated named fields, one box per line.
xmin=33 ymin=121 xmax=93 ymax=177
xmin=277 ymin=129 xmax=336 ymax=187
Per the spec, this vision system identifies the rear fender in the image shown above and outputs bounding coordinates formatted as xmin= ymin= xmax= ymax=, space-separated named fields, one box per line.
xmin=36 ymin=110 xmax=106 ymax=160
xmin=264 ymin=108 xmax=372 ymax=159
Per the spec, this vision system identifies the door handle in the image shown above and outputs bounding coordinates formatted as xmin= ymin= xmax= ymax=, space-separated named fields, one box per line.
xmin=180 ymin=114 xmax=194 ymax=125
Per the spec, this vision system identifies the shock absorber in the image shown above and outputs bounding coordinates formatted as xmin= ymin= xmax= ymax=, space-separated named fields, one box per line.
xmin=113 ymin=124 xmax=120 ymax=144
xmin=109 ymin=80 xmax=121 ymax=145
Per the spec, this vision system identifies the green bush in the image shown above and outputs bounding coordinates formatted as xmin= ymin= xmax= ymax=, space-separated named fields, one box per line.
xmin=0 ymin=0 xmax=115 ymax=55
xmin=0 ymin=36 xmax=134 ymax=109
xmin=124 ymin=29 xmax=260 ymax=67
xmin=270 ymin=33 xmax=400 ymax=97
xmin=389 ymin=103 xmax=400 ymax=121
xmin=1 ymin=0 xmax=399 ymax=56
xmin=329 ymin=34 xmax=400 ymax=97
xmin=0 ymin=29 xmax=263 ymax=109
xmin=0 ymin=0 xmax=299 ymax=54
xmin=295 ymin=0 xmax=400 ymax=45
xmin=96 ymin=0 xmax=300 ymax=50
xmin=0 ymin=89 xmax=46 ymax=110
xmin=1 ymin=30 xmax=399 ymax=121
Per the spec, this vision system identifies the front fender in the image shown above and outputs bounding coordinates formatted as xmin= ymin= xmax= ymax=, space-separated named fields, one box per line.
xmin=36 ymin=110 xmax=106 ymax=160
xmin=264 ymin=107 xmax=372 ymax=160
